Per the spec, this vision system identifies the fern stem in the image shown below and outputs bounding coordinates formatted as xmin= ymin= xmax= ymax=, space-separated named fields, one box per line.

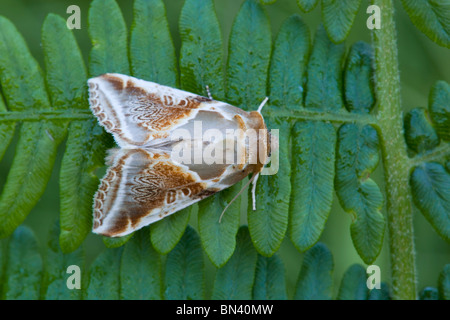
xmin=372 ymin=0 xmax=416 ymax=299
xmin=266 ymin=109 xmax=377 ymax=125
xmin=409 ymin=142 xmax=450 ymax=168
xmin=0 ymin=108 xmax=378 ymax=126
xmin=0 ymin=110 xmax=93 ymax=122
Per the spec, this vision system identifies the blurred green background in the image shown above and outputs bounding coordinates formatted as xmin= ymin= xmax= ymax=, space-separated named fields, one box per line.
xmin=0 ymin=0 xmax=449 ymax=298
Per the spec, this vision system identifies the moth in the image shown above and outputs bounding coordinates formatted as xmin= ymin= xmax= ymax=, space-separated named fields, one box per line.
xmin=88 ymin=73 xmax=275 ymax=237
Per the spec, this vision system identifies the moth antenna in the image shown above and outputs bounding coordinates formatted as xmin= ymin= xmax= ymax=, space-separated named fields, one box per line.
xmin=251 ymin=172 xmax=260 ymax=211
xmin=219 ymin=174 xmax=258 ymax=223
xmin=205 ymin=85 xmax=212 ymax=100
xmin=257 ymin=97 xmax=269 ymax=113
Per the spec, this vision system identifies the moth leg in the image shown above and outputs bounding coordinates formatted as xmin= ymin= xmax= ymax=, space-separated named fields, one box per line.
xmin=205 ymin=85 xmax=213 ymax=100
xmin=219 ymin=175 xmax=254 ymax=223
xmin=251 ymin=172 xmax=260 ymax=210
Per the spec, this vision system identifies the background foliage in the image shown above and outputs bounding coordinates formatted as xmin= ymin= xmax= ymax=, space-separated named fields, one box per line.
xmin=0 ymin=0 xmax=449 ymax=299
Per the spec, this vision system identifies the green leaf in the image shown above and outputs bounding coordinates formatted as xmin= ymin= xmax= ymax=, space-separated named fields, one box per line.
xmin=404 ymin=107 xmax=440 ymax=154
xmin=290 ymin=121 xmax=336 ymax=252
xmin=268 ymin=14 xmax=310 ymax=112
xmin=151 ymin=206 xmax=191 ymax=254
xmin=212 ymin=226 xmax=258 ymax=299
xmin=368 ymin=282 xmax=391 ymax=300
xmin=0 ymin=238 xmax=6 ymax=295
xmin=2 ymin=226 xmax=42 ymax=300
xmin=41 ymin=13 xmax=98 ymax=253
xmin=335 ymin=123 xmax=385 ymax=264
xmin=438 ymin=264 xmax=450 ymax=300
xmin=0 ymin=94 xmax=14 ymax=163
xmin=88 ymin=0 xmax=129 ymax=76
xmin=164 ymin=226 xmax=204 ymax=300
xmin=322 ymin=0 xmax=361 ymax=43
xmin=429 ymin=80 xmax=450 ymax=141
xmin=226 ymin=0 xmax=271 ymax=110
xmin=198 ymin=183 xmax=241 ymax=268
xmin=0 ymin=122 xmax=66 ymax=239
xmin=305 ymin=24 xmax=345 ymax=111
xmin=179 ymin=0 xmax=224 ymax=99
xmin=260 ymin=0 xmax=278 ymax=4
xmin=0 ymin=16 xmax=49 ymax=111
xmin=252 ymin=254 xmax=287 ymax=300
xmin=130 ymin=0 xmax=177 ymax=86
xmin=103 ymin=233 xmax=134 ymax=248
xmin=297 ymin=0 xmax=319 ymax=12
xmin=339 ymin=43 xmax=385 ymax=263
xmin=85 ymin=247 xmax=123 ymax=300
xmin=419 ymin=287 xmax=439 ymax=300
xmin=0 ymin=16 xmax=66 ymax=238
xmin=411 ymin=162 xmax=450 ymax=242
xmin=60 ymin=119 xmax=106 ymax=253
xmin=344 ymin=41 xmax=375 ymax=114
xmin=120 ymin=229 xmax=161 ymax=299
xmin=42 ymin=14 xmax=87 ymax=110
xmin=248 ymin=120 xmax=290 ymax=256
xmin=0 ymin=120 xmax=13 ymax=159
xmin=43 ymin=221 xmax=85 ymax=300
xmin=337 ymin=264 xmax=368 ymax=300
xmin=294 ymin=242 xmax=334 ymax=300
xmin=401 ymin=0 xmax=450 ymax=48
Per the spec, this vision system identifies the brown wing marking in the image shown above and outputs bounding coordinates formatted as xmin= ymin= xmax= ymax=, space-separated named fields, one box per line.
xmin=88 ymin=73 xmax=212 ymax=146
xmin=93 ymin=149 xmax=211 ymax=237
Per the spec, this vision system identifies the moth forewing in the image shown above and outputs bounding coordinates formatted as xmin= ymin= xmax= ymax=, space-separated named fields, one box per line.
xmin=88 ymin=73 xmax=273 ymax=237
